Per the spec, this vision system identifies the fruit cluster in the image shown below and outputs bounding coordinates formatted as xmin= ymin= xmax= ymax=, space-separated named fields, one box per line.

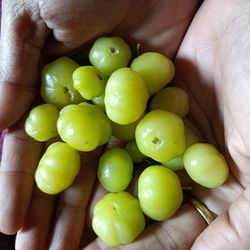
xmin=25 ymin=36 xmax=229 ymax=246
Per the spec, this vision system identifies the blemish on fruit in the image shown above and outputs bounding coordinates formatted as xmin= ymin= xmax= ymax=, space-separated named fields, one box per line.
xmin=63 ymin=87 xmax=69 ymax=94
xmin=97 ymin=73 xmax=103 ymax=80
xmin=152 ymin=137 xmax=160 ymax=144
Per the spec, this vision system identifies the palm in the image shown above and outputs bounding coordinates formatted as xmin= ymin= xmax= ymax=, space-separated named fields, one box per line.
xmin=178 ymin=0 xmax=250 ymax=187
xmin=175 ymin=1 xmax=250 ymax=248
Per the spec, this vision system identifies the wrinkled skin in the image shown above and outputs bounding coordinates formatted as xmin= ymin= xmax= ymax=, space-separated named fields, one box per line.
xmin=0 ymin=0 xmax=250 ymax=249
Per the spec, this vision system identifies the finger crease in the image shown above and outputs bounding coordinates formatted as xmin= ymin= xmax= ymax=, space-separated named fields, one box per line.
xmin=57 ymin=201 xmax=87 ymax=212
xmin=0 ymin=169 xmax=34 ymax=178
xmin=32 ymin=196 xmax=57 ymax=204
xmin=158 ymin=224 xmax=179 ymax=250
xmin=0 ymin=79 xmax=37 ymax=93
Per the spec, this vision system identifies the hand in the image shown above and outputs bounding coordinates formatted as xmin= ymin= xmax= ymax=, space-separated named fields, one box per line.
xmin=85 ymin=0 xmax=250 ymax=249
xmin=0 ymin=0 xmax=200 ymax=249
xmin=177 ymin=0 xmax=250 ymax=248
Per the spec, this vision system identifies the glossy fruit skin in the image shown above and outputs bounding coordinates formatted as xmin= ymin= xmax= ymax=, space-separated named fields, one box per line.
xmin=150 ymin=87 xmax=189 ymax=117
xmin=41 ymin=57 xmax=83 ymax=109
xmin=184 ymin=126 xmax=201 ymax=147
xmin=89 ymin=36 xmax=132 ymax=76
xmin=125 ymin=140 xmax=146 ymax=163
xmin=183 ymin=143 xmax=229 ymax=188
xmin=25 ymin=104 xmax=59 ymax=142
xmin=111 ymin=114 xmax=144 ymax=142
xmin=57 ymin=103 xmax=111 ymax=151
xmin=78 ymin=102 xmax=111 ymax=146
xmin=161 ymin=155 xmax=184 ymax=171
xmin=92 ymin=192 xmax=145 ymax=246
xmin=161 ymin=126 xmax=200 ymax=171
xmin=130 ymin=52 xmax=175 ymax=95
xmin=98 ymin=148 xmax=133 ymax=192
xmin=135 ymin=110 xmax=186 ymax=162
xmin=138 ymin=165 xmax=183 ymax=221
xmin=92 ymin=93 xmax=105 ymax=111
xmin=105 ymin=67 xmax=148 ymax=125
xmin=35 ymin=142 xmax=81 ymax=194
xmin=73 ymin=66 xmax=106 ymax=100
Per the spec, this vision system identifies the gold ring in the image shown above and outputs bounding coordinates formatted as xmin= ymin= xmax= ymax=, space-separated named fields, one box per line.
xmin=188 ymin=197 xmax=215 ymax=225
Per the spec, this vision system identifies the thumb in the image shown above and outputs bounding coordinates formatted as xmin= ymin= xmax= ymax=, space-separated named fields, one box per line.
xmin=0 ymin=0 xmax=47 ymax=131
xmin=192 ymin=185 xmax=250 ymax=249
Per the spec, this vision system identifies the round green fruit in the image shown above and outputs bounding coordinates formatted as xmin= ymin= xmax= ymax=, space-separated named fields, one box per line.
xmin=105 ymin=67 xmax=148 ymax=125
xmin=131 ymin=52 xmax=175 ymax=95
xmin=35 ymin=142 xmax=81 ymax=194
xmin=73 ymin=66 xmax=106 ymax=100
xmin=135 ymin=110 xmax=186 ymax=162
xmin=98 ymin=148 xmax=133 ymax=192
xmin=92 ymin=192 xmax=145 ymax=246
xmin=183 ymin=143 xmax=229 ymax=188
xmin=150 ymin=87 xmax=189 ymax=117
xmin=57 ymin=103 xmax=111 ymax=151
xmin=125 ymin=140 xmax=146 ymax=163
xmin=138 ymin=165 xmax=183 ymax=221
xmin=25 ymin=103 xmax=59 ymax=142
xmin=41 ymin=57 xmax=83 ymax=109
xmin=89 ymin=36 xmax=132 ymax=76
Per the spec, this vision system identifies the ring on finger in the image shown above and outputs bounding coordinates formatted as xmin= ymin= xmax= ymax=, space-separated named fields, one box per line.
xmin=187 ymin=196 xmax=216 ymax=225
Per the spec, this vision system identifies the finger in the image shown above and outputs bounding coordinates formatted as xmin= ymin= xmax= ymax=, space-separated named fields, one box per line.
xmin=0 ymin=122 xmax=43 ymax=234
xmin=15 ymin=188 xmax=57 ymax=250
xmin=192 ymin=185 xmax=250 ymax=250
xmin=0 ymin=0 xmax=47 ymax=130
xmin=78 ymin=182 xmax=108 ymax=249
xmin=191 ymin=174 xmax=243 ymax=216
xmin=41 ymin=1 xmax=130 ymax=56
xmin=83 ymin=203 xmax=207 ymax=250
xmin=47 ymin=148 xmax=103 ymax=250
xmin=176 ymin=165 xmax=243 ymax=216
xmin=0 ymin=130 xmax=7 ymax=160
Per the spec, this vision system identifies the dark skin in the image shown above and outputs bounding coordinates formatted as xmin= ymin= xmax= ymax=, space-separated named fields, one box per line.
xmin=0 ymin=0 xmax=250 ymax=249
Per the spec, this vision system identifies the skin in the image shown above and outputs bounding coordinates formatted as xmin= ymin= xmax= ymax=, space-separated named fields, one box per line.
xmin=0 ymin=0 xmax=250 ymax=249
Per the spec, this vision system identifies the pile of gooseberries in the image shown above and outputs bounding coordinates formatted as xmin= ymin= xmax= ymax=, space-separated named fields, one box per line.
xmin=25 ymin=36 xmax=229 ymax=246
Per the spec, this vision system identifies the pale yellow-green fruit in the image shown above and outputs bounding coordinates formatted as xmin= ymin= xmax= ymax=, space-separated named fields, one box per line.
xmin=72 ymin=66 xmax=106 ymax=100
xmin=161 ymin=155 xmax=184 ymax=171
xmin=57 ymin=103 xmax=111 ymax=151
xmin=138 ymin=165 xmax=183 ymax=221
xmin=105 ymin=67 xmax=148 ymax=125
xmin=161 ymin=125 xmax=201 ymax=171
xmin=78 ymin=102 xmax=111 ymax=146
xmin=183 ymin=143 xmax=229 ymax=188
xmin=41 ymin=57 xmax=83 ymax=109
xmin=35 ymin=142 xmax=81 ymax=194
xmin=92 ymin=192 xmax=145 ymax=246
xmin=89 ymin=36 xmax=132 ymax=76
xmin=111 ymin=114 xmax=144 ymax=141
xmin=130 ymin=52 xmax=175 ymax=95
xmin=185 ymin=126 xmax=201 ymax=147
xmin=150 ymin=87 xmax=189 ymax=117
xmin=92 ymin=93 xmax=105 ymax=111
xmin=135 ymin=110 xmax=186 ymax=162
xmin=25 ymin=103 xmax=59 ymax=142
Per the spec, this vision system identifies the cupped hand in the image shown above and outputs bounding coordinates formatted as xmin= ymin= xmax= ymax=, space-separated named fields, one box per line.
xmin=176 ymin=0 xmax=250 ymax=248
xmin=84 ymin=0 xmax=250 ymax=249
xmin=4 ymin=0 xmax=250 ymax=249
xmin=0 ymin=0 xmax=200 ymax=249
